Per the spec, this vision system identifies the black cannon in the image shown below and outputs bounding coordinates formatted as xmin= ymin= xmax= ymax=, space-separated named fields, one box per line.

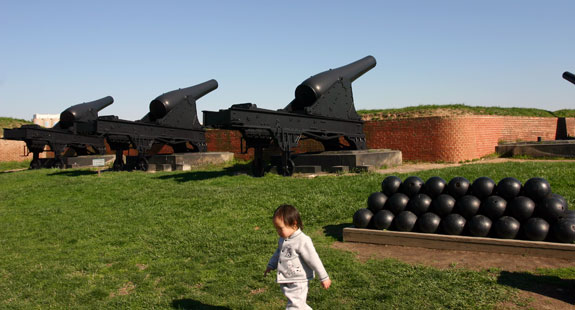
xmin=73 ymin=79 xmax=217 ymax=171
xmin=3 ymin=96 xmax=113 ymax=169
xmin=564 ymin=71 xmax=575 ymax=85
xmin=203 ymin=56 xmax=376 ymax=176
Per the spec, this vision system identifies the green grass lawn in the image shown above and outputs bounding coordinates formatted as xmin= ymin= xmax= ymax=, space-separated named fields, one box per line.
xmin=0 ymin=160 xmax=30 ymax=172
xmin=1 ymin=162 xmax=574 ymax=309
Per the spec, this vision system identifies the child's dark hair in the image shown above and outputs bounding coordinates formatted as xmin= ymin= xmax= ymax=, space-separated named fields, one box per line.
xmin=273 ymin=204 xmax=303 ymax=229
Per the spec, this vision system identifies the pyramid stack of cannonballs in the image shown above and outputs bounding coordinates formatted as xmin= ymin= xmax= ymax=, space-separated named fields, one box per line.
xmin=353 ymin=176 xmax=575 ymax=243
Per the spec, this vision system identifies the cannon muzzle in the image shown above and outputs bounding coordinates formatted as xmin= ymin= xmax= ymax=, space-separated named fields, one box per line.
xmin=149 ymin=79 xmax=218 ymax=120
xmin=294 ymin=56 xmax=376 ymax=106
xmin=564 ymin=71 xmax=575 ymax=85
xmin=59 ymin=96 xmax=114 ymax=128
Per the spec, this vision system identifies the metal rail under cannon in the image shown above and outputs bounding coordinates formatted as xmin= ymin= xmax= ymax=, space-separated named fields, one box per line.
xmin=73 ymin=79 xmax=218 ymax=171
xmin=203 ymin=56 xmax=376 ymax=176
xmin=3 ymin=96 xmax=113 ymax=169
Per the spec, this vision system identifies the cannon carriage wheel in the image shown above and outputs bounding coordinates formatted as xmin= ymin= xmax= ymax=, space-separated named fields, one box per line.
xmin=53 ymin=158 xmax=65 ymax=169
xmin=30 ymin=158 xmax=42 ymax=169
xmin=278 ymin=158 xmax=295 ymax=177
xmin=135 ymin=157 xmax=149 ymax=171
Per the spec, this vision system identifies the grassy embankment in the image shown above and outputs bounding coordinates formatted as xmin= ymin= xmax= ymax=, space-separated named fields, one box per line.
xmin=0 ymin=117 xmax=32 ymax=136
xmin=1 ymin=161 xmax=574 ymax=309
xmin=358 ymin=104 xmax=575 ymax=119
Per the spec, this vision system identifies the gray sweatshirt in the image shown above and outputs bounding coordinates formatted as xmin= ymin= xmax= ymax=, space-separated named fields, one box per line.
xmin=267 ymin=229 xmax=329 ymax=283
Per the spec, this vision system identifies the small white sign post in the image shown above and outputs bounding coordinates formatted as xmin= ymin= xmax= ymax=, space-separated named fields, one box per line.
xmin=92 ymin=158 xmax=105 ymax=177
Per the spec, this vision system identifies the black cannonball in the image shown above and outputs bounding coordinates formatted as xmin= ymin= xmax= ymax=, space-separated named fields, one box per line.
xmin=372 ymin=210 xmax=395 ymax=230
xmin=481 ymin=195 xmax=507 ymax=220
xmin=430 ymin=194 xmax=456 ymax=217
xmin=561 ymin=209 xmax=575 ymax=220
xmin=537 ymin=196 xmax=566 ymax=222
xmin=495 ymin=177 xmax=522 ymax=201
xmin=353 ymin=208 xmax=373 ymax=228
xmin=417 ymin=212 xmax=441 ymax=233
xmin=551 ymin=193 xmax=568 ymax=210
xmin=493 ymin=216 xmax=520 ymax=239
xmin=367 ymin=192 xmax=388 ymax=213
xmin=552 ymin=218 xmax=575 ymax=243
xmin=523 ymin=177 xmax=552 ymax=202
xmin=523 ymin=217 xmax=550 ymax=241
xmin=393 ymin=211 xmax=418 ymax=232
xmin=508 ymin=196 xmax=536 ymax=222
xmin=455 ymin=195 xmax=481 ymax=219
xmin=400 ymin=176 xmax=424 ymax=197
xmin=423 ymin=176 xmax=447 ymax=198
xmin=447 ymin=177 xmax=470 ymax=198
xmin=441 ymin=213 xmax=466 ymax=235
xmin=468 ymin=215 xmax=492 ymax=237
xmin=381 ymin=176 xmax=402 ymax=196
xmin=406 ymin=193 xmax=432 ymax=216
xmin=470 ymin=176 xmax=496 ymax=200
xmin=386 ymin=193 xmax=410 ymax=215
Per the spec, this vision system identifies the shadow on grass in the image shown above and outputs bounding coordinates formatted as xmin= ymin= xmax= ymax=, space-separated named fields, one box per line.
xmin=48 ymin=170 xmax=98 ymax=177
xmin=156 ymin=162 xmax=253 ymax=182
xmin=497 ymin=271 xmax=575 ymax=304
xmin=323 ymin=223 xmax=352 ymax=242
xmin=172 ymin=299 xmax=231 ymax=310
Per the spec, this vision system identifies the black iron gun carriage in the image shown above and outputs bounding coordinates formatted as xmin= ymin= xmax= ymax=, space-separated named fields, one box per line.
xmin=72 ymin=79 xmax=218 ymax=171
xmin=203 ymin=56 xmax=376 ymax=176
xmin=3 ymin=96 xmax=113 ymax=169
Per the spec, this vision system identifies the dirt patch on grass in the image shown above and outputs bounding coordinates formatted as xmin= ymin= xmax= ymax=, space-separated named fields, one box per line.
xmin=110 ymin=281 xmax=136 ymax=298
xmin=333 ymin=242 xmax=575 ymax=309
xmin=332 ymin=241 xmax=572 ymax=271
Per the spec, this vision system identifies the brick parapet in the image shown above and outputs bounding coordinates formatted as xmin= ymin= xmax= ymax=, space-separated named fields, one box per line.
xmin=0 ymin=140 xmax=33 ymax=162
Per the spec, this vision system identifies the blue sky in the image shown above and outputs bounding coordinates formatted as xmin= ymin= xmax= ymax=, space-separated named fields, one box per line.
xmin=1 ymin=1 xmax=574 ymax=121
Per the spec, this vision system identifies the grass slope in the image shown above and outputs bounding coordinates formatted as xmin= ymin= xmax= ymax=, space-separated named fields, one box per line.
xmin=1 ymin=162 xmax=574 ymax=309
xmin=0 ymin=117 xmax=32 ymax=137
xmin=358 ymin=104 xmax=575 ymax=119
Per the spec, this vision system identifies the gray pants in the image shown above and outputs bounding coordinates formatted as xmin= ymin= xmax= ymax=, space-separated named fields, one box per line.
xmin=280 ymin=281 xmax=312 ymax=310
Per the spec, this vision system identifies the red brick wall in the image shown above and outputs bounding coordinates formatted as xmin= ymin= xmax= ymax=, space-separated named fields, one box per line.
xmin=365 ymin=116 xmax=568 ymax=162
xmin=0 ymin=140 xmax=33 ymax=162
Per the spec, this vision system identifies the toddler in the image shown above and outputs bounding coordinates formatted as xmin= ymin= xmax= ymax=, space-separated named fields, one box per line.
xmin=264 ymin=204 xmax=331 ymax=310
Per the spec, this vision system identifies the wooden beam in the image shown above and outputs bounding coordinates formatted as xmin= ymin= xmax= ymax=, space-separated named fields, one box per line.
xmin=343 ymin=227 xmax=575 ymax=260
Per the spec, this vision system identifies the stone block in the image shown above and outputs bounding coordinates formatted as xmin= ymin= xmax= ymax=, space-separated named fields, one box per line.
xmin=294 ymin=165 xmax=322 ymax=174
xmin=64 ymin=155 xmax=115 ymax=169
xmin=175 ymin=164 xmax=191 ymax=171
xmin=159 ymin=164 xmax=173 ymax=172
xmin=355 ymin=165 xmax=375 ymax=172
xmin=329 ymin=165 xmax=349 ymax=173
xmin=272 ymin=149 xmax=402 ymax=173
xmin=148 ymin=152 xmax=234 ymax=167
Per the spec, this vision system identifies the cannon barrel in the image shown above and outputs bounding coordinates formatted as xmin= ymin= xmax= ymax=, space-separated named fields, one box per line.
xmin=59 ymin=96 xmax=114 ymax=128
xmin=149 ymin=79 xmax=218 ymax=120
xmin=294 ymin=56 xmax=376 ymax=106
xmin=564 ymin=71 xmax=575 ymax=85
